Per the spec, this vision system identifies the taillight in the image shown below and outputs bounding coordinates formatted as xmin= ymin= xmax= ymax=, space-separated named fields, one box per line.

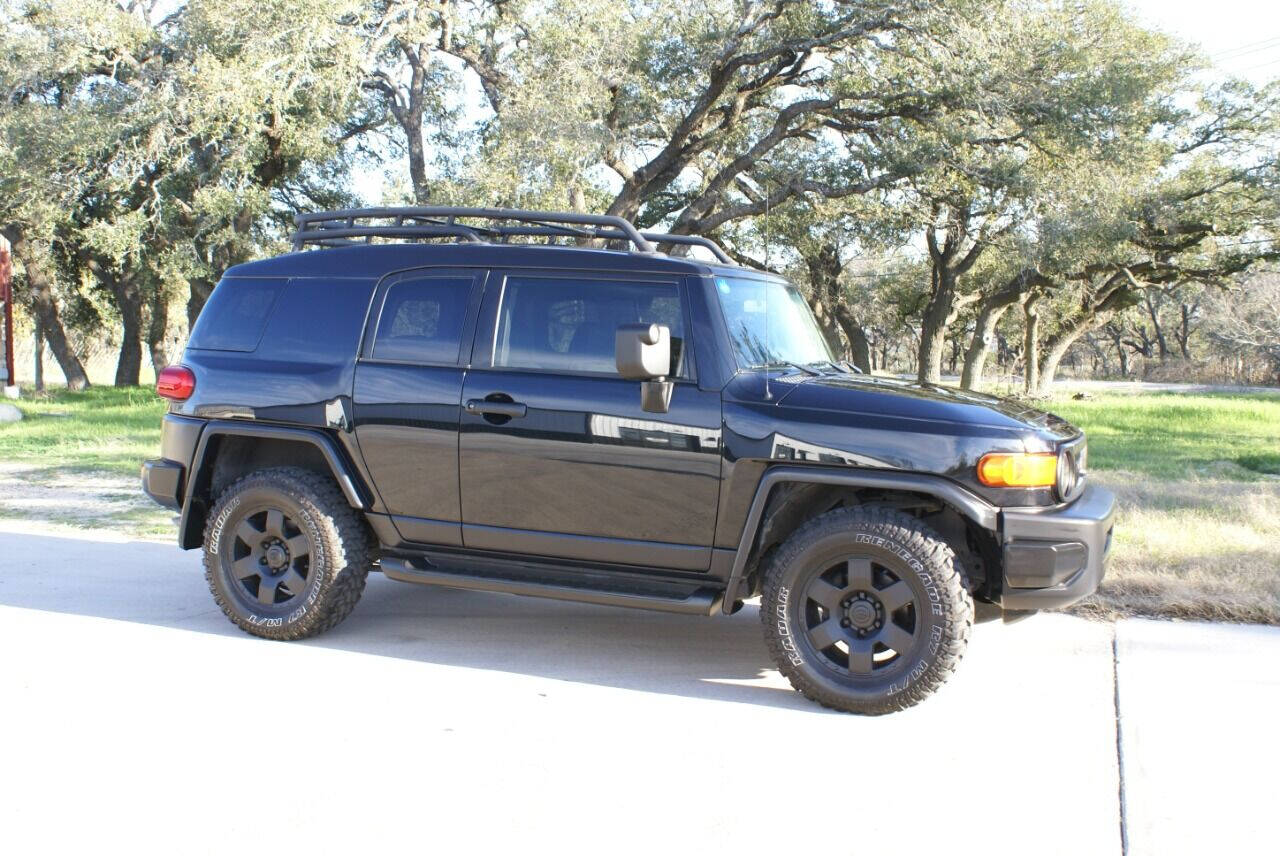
xmin=156 ymin=365 xmax=196 ymax=401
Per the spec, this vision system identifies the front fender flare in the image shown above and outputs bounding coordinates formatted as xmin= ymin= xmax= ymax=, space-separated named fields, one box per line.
xmin=721 ymin=465 xmax=998 ymax=614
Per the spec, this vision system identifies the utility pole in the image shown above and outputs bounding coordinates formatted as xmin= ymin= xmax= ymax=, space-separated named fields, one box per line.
xmin=0 ymin=235 xmax=16 ymax=399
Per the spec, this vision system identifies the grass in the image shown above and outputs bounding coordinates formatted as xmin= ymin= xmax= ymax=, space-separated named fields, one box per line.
xmin=1045 ymin=393 xmax=1280 ymax=481
xmin=0 ymin=385 xmax=167 ymax=477
xmin=1043 ymin=391 xmax=1280 ymax=624
xmin=1 ymin=385 xmax=1277 ymax=623
xmin=0 ymin=386 xmax=174 ymax=539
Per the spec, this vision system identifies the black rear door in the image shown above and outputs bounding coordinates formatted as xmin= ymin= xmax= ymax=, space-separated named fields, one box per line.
xmin=352 ymin=267 xmax=485 ymax=546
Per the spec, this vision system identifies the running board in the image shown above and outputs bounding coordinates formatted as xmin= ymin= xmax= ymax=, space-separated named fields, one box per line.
xmin=380 ymin=558 xmax=722 ymax=615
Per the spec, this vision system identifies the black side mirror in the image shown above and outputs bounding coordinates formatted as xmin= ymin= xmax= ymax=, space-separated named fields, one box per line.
xmin=615 ymin=323 xmax=673 ymax=413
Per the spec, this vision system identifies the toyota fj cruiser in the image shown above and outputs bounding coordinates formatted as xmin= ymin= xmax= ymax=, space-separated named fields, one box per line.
xmin=142 ymin=206 xmax=1115 ymax=714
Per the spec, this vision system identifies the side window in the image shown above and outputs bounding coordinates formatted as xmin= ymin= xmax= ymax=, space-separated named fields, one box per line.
xmin=371 ymin=276 xmax=473 ymax=364
xmin=188 ymin=277 xmax=285 ymax=352
xmin=494 ymin=276 xmax=686 ymax=376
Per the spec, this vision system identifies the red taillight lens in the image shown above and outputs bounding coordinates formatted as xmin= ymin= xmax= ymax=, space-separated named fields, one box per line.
xmin=156 ymin=365 xmax=196 ymax=401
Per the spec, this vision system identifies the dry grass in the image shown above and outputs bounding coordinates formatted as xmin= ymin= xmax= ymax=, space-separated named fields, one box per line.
xmin=1068 ymin=471 xmax=1280 ymax=624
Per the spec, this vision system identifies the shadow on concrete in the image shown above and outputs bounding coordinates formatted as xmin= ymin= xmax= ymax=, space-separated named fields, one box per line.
xmin=0 ymin=529 xmax=821 ymax=711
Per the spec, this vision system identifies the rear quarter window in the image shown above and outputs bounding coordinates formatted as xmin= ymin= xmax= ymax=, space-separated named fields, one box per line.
xmin=259 ymin=278 xmax=377 ymax=362
xmin=371 ymin=276 xmax=474 ymax=364
xmin=187 ymin=278 xmax=285 ymax=352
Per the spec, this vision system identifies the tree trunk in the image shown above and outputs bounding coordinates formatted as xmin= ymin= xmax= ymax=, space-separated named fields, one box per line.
xmin=96 ymin=266 xmax=145 ymax=387
xmin=3 ymin=227 xmax=89 ymax=389
xmin=808 ymin=297 xmax=845 ymax=357
xmin=960 ymin=270 xmax=1046 ymax=390
xmin=1035 ymin=281 xmax=1139 ymax=394
xmin=1023 ymin=293 xmax=1041 ymax=395
xmin=147 ymin=288 xmax=171 ymax=373
xmin=917 ymin=269 xmax=955 ymax=385
xmin=1037 ymin=329 xmax=1083 ymax=395
xmin=1145 ymin=292 xmax=1170 ymax=360
xmin=833 ymin=305 xmax=872 ymax=373
xmin=187 ymin=278 xmax=214 ymax=331
xmin=801 ymin=241 xmax=870 ymax=368
xmin=1176 ymin=303 xmax=1193 ymax=359
xmin=407 ymin=131 xmax=429 ymax=204
xmin=33 ymin=316 xmax=44 ymax=392
xmin=961 ymin=303 xmax=1011 ymax=390
xmin=112 ymin=282 xmax=144 ymax=386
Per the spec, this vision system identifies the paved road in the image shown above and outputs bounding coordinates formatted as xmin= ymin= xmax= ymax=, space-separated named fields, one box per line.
xmin=0 ymin=522 xmax=1275 ymax=855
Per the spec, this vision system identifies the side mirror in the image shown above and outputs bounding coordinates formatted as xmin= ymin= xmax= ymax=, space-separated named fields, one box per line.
xmin=615 ymin=323 xmax=673 ymax=413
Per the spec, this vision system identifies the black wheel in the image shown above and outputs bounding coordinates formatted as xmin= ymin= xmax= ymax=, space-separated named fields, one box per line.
xmin=203 ymin=467 xmax=371 ymax=640
xmin=760 ymin=506 xmax=972 ymax=714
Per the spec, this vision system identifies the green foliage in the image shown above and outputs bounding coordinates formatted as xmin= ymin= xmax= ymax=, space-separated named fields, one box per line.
xmin=0 ymin=0 xmax=1276 ymax=389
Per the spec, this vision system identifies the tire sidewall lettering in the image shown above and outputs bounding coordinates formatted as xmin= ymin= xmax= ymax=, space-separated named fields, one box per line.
xmin=774 ymin=586 xmax=805 ymax=666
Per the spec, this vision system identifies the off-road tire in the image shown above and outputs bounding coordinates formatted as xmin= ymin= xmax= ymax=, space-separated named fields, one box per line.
xmin=203 ymin=467 xmax=371 ymax=640
xmin=760 ymin=505 xmax=972 ymax=714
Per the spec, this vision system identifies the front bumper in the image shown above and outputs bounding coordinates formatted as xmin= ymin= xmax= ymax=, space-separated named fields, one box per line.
xmin=997 ymin=482 xmax=1116 ymax=610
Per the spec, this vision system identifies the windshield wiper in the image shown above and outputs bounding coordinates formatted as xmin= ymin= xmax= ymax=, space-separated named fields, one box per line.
xmin=803 ymin=360 xmax=848 ymax=375
xmin=755 ymin=360 xmax=819 ymax=376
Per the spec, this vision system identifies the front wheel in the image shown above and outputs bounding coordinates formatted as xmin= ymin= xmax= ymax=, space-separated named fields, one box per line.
xmin=760 ymin=506 xmax=972 ymax=714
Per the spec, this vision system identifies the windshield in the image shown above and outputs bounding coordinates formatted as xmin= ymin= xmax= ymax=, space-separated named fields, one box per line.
xmin=713 ymin=276 xmax=835 ymax=369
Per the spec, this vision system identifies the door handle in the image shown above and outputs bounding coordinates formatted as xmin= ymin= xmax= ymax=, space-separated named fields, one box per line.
xmin=465 ymin=399 xmax=527 ymax=419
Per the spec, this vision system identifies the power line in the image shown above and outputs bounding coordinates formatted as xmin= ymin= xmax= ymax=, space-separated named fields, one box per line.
xmin=1239 ymin=57 xmax=1280 ymax=73
xmin=837 ymin=239 xmax=1274 ymax=280
xmin=1212 ymin=35 xmax=1280 ymax=60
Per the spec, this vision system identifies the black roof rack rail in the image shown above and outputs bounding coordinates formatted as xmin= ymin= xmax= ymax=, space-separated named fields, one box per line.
xmin=640 ymin=232 xmax=733 ymax=265
xmin=290 ymin=205 xmax=735 ymax=264
xmin=293 ymin=206 xmax=656 ymax=254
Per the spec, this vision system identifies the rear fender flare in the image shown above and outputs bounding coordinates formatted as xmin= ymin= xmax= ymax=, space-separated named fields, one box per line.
xmin=178 ymin=421 xmax=368 ymax=549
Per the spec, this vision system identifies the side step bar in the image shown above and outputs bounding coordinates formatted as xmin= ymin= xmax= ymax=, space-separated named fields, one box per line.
xmin=380 ymin=558 xmax=722 ymax=616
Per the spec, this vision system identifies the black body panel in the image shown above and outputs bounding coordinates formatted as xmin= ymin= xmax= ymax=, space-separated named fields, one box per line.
xmin=350 ymin=267 xmax=487 ymax=546
xmin=457 ymin=267 xmax=722 ymax=570
xmin=149 ymin=237 xmax=1115 ymax=616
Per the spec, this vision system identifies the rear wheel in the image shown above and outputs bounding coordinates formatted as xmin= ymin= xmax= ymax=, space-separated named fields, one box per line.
xmin=203 ymin=467 xmax=371 ymax=640
xmin=760 ymin=506 xmax=972 ymax=714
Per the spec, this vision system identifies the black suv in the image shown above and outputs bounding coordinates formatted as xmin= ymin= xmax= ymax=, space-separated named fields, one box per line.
xmin=142 ymin=206 xmax=1115 ymax=714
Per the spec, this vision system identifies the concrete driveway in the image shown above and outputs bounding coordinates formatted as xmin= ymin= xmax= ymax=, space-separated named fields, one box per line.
xmin=0 ymin=521 xmax=1275 ymax=855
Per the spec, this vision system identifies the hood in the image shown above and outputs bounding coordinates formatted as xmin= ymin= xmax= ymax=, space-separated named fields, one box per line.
xmin=765 ymin=372 xmax=1079 ymax=442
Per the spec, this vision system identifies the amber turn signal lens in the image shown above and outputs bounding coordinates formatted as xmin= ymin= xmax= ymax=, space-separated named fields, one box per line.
xmin=976 ymin=452 xmax=1058 ymax=488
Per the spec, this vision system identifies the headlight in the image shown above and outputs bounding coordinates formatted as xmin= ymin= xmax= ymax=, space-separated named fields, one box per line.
xmin=976 ymin=452 xmax=1058 ymax=488
xmin=1056 ymin=449 xmax=1079 ymax=500
xmin=1055 ymin=437 xmax=1087 ymax=502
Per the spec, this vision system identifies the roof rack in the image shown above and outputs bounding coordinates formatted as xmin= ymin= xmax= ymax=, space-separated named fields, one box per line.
xmin=290 ymin=206 xmax=734 ymax=265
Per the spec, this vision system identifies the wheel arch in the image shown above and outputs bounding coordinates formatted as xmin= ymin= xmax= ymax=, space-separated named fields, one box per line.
xmin=178 ymin=422 xmax=370 ymax=550
xmin=723 ymin=466 xmax=999 ymax=613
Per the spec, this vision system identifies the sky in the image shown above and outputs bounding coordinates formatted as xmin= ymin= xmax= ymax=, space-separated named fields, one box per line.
xmin=1124 ymin=0 xmax=1280 ymax=82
